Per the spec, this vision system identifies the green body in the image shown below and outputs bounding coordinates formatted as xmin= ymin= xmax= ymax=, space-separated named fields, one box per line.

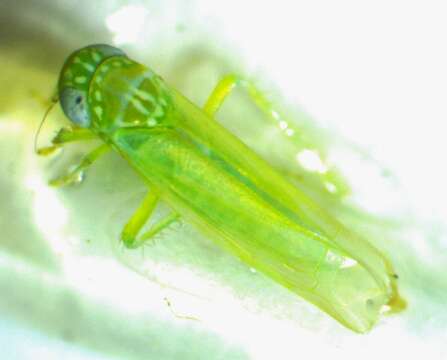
xmin=56 ymin=45 xmax=404 ymax=332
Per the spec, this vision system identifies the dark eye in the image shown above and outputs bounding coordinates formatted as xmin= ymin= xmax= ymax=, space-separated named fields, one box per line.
xmin=60 ymin=88 xmax=91 ymax=128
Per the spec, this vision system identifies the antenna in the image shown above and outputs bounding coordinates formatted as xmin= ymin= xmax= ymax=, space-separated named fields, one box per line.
xmin=34 ymin=95 xmax=58 ymax=154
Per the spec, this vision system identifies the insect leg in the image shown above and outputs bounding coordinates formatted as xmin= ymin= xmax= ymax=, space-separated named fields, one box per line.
xmin=204 ymin=74 xmax=282 ymax=122
xmin=204 ymin=74 xmax=351 ymax=199
xmin=121 ymin=190 xmax=180 ymax=249
xmin=49 ymin=143 xmax=110 ymax=187
xmin=37 ymin=128 xmax=97 ymax=156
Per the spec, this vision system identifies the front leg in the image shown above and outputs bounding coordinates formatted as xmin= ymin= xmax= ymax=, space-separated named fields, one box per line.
xmin=48 ymin=143 xmax=110 ymax=187
xmin=36 ymin=127 xmax=97 ymax=156
xmin=36 ymin=124 xmax=109 ymax=187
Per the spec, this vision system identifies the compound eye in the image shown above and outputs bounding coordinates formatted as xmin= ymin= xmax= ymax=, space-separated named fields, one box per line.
xmin=59 ymin=87 xmax=91 ymax=128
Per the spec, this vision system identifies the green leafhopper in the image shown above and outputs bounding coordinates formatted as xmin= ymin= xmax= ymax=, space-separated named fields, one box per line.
xmin=38 ymin=44 xmax=405 ymax=333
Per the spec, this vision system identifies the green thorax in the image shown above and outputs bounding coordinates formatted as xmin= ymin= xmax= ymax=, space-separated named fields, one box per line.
xmin=87 ymin=57 xmax=174 ymax=135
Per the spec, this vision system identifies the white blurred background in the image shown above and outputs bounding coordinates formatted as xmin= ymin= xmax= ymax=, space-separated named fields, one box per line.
xmin=0 ymin=1 xmax=446 ymax=359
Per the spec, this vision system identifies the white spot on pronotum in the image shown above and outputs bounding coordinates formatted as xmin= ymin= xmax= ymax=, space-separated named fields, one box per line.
xmin=153 ymin=105 xmax=164 ymax=118
xmin=126 ymin=95 xmax=149 ymax=115
xmin=91 ymin=51 xmax=101 ymax=62
xmin=285 ymin=129 xmax=294 ymax=136
xmin=279 ymin=120 xmax=288 ymax=130
xmin=95 ymin=91 xmax=102 ymax=101
xmin=94 ymin=106 xmax=103 ymax=118
xmin=75 ymin=76 xmax=87 ymax=84
xmin=82 ymin=63 xmax=95 ymax=72
xmin=296 ymin=149 xmax=328 ymax=173
xmin=133 ymin=88 xmax=155 ymax=103
xmin=100 ymin=65 xmax=110 ymax=73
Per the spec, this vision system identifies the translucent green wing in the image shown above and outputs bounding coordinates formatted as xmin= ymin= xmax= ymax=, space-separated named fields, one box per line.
xmin=109 ymin=87 xmax=402 ymax=332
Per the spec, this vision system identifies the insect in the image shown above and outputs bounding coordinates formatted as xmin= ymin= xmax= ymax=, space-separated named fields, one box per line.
xmin=38 ymin=44 xmax=405 ymax=333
